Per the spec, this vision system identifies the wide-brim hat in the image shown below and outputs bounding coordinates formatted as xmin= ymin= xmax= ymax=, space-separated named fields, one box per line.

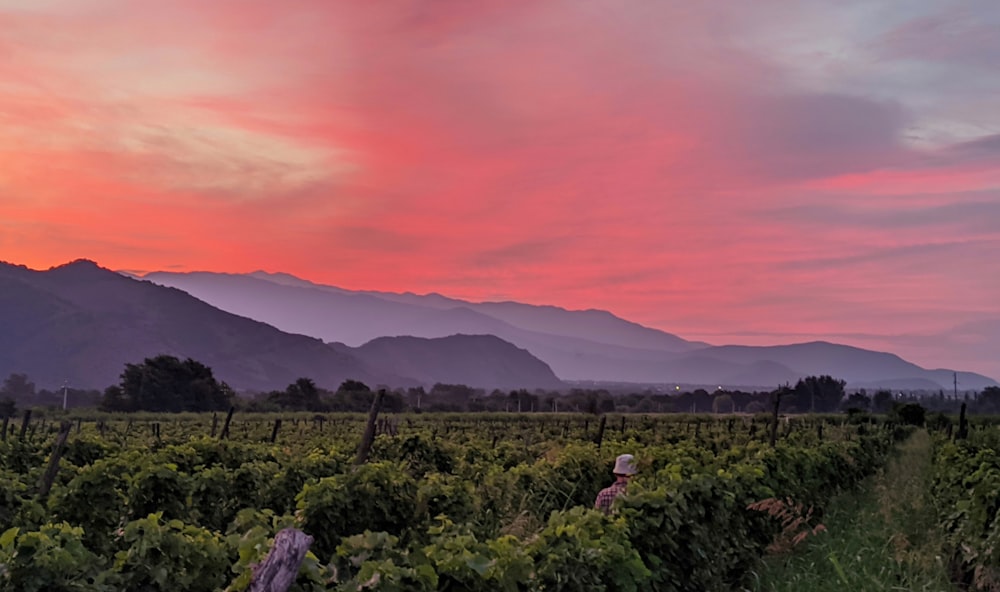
xmin=613 ymin=454 xmax=637 ymax=475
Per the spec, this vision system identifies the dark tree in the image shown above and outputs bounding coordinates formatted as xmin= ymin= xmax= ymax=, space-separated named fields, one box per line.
xmin=978 ymin=386 xmax=1000 ymax=414
xmin=842 ymin=392 xmax=871 ymax=412
xmin=893 ymin=402 xmax=926 ymax=426
xmin=793 ymin=375 xmax=846 ymax=413
xmin=269 ymin=377 xmax=324 ymax=411
xmin=99 ymin=385 xmax=129 ymax=412
xmin=113 ymin=355 xmax=232 ymax=412
xmin=427 ymin=383 xmax=479 ymax=412
xmin=1 ymin=373 xmax=35 ymax=403
xmin=872 ymin=390 xmax=894 ymax=413
xmin=337 ymin=379 xmax=371 ymax=394
xmin=332 ymin=379 xmax=375 ymax=412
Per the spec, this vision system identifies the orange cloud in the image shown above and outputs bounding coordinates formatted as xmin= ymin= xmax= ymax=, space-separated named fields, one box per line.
xmin=1 ymin=0 xmax=998 ymax=377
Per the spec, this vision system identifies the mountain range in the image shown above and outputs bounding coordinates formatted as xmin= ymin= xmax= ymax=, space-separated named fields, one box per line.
xmin=0 ymin=260 xmax=562 ymax=392
xmin=1 ymin=259 xmax=994 ymax=394
xmin=141 ymin=268 xmax=998 ymax=392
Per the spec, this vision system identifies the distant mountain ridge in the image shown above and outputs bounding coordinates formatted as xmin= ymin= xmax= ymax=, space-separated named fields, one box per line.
xmin=0 ymin=260 xmax=563 ymax=392
xmin=144 ymin=269 xmax=998 ymax=391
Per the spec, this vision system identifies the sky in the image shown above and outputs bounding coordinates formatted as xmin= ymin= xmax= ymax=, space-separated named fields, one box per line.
xmin=1 ymin=0 xmax=998 ymax=380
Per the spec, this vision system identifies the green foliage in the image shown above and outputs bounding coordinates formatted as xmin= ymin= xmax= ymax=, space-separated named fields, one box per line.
xmin=529 ymin=506 xmax=650 ymax=591
xmin=0 ymin=523 xmax=111 ymax=592
xmin=127 ymin=463 xmax=190 ymax=521
xmin=333 ymin=531 xmax=438 ymax=592
xmin=48 ymin=457 xmax=130 ymax=555
xmin=109 ymin=513 xmax=231 ymax=592
xmin=415 ymin=473 xmax=477 ymax=528
xmin=61 ymin=436 xmax=118 ymax=468
xmin=373 ymin=435 xmax=456 ymax=476
xmin=0 ymin=440 xmax=46 ymax=474
xmin=0 ymin=473 xmax=28 ymax=532
xmin=931 ymin=437 xmax=1000 ymax=587
xmin=0 ymin=412 xmax=908 ymax=591
xmin=296 ymin=461 xmax=418 ymax=559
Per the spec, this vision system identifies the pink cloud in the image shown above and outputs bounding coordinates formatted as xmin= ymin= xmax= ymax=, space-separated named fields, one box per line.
xmin=1 ymin=0 xmax=998 ymax=378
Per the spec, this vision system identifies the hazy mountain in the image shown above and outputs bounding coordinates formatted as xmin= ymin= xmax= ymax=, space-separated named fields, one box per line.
xmin=682 ymin=342 xmax=997 ymax=390
xmin=0 ymin=260 xmax=563 ymax=392
xmin=144 ymin=271 xmax=705 ymax=380
xmin=0 ymin=260 xmax=387 ymax=392
xmin=352 ymin=335 xmax=563 ymax=390
xmin=143 ymin=270 xmax=998 ymax=391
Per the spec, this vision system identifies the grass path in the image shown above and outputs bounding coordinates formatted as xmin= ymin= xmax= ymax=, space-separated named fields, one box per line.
xmin=748 ymin=430 xmax=953 ymax=591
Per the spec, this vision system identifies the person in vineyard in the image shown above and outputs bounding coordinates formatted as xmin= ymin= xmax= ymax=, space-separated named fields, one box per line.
xmin=594 ymin=453 xmax=637 ymax=514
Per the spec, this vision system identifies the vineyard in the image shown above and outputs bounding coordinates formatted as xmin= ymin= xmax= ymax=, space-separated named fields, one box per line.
xmin=0 ymin=409 xmax=986 ymax=591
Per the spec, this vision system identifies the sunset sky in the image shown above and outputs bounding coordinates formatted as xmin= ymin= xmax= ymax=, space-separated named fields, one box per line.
xmin=2 ymin=1 xmax=998 ymax=379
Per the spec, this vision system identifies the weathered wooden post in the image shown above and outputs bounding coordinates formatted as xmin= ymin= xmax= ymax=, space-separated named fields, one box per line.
xmin=769 ymin=390 xmax=783 ymax=447
xmin=246 ymin=528 xmax=314 ymax=592
xmin=957 ymin=402 xmax=969 ymax=440
xmin=594 ymin=414 xmax=607 ymax=448
xmin=354 ymin=389 xmax=385 ymax=466
xmin=219 ymin=407 xmax=235 ymax=440
xmin=18 ymin=409 xmax=31 ymax=441
xmin=270 ymin=419 xmax=282 ymax=443
xmin=37 ymin=421 xmax=73 ymax=499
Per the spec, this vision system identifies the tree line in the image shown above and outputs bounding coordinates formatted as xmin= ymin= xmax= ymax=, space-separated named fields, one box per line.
xmin=2 ymin=355 xmax=998 ymax=415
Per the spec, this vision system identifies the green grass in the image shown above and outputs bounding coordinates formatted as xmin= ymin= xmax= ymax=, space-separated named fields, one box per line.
xmin=747 ymin=430 xmax=953 ymax=592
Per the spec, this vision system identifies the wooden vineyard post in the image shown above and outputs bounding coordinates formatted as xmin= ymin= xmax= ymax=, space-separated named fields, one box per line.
xmin=957 ymin=402 xmax=969 ymax=440
xmin=219 ymin=407 xmax=235 ymax=440
xmin=37 ymin=421 xmax=73 ymax=499
xmin=769 ymin=390 xmax=783 ymax=447
xmin=19 ymin=409 xmax=31 ymax=441
xmin=354 ymin=389 xmax=385 ymax=466
xmin=270 ymin=419 xmax=282 ymax=443
xmin=594 ymin=414 xmax=607 ymax=449
xmin=246 ymin=528 xmax=314 ymax=592
xmin=210 ymin=412 xmax=219 ymax=438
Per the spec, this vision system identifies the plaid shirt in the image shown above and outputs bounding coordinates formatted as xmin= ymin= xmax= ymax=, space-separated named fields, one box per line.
xmin=594 ymin=480 xmax=628 ymax=514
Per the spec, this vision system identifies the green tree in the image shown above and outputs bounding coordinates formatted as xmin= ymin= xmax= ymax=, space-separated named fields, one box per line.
xmin=842 ymin=392 xmax=871 ymax=412
xmin=99 ymin=385 xmax=130 ymax=412
xmin=712 ymin=394 xmax=735 ymax=414
xmin=872 ymin=390 xmax=894 ymax=413
xmin=0 ymin=373 xmax=35 ymax=403
xmin=978 ymin=386 xmax=1000 ymax=414
xmin=268 ymin=377 xmax=323 ymax=411
xmin=793 ymin=375 xmax=846 ymax=413
xmin=113 ymin=355 xmax=232 ymax=412
xmin=893 ymin=402 xmax=926 ymax=426
xmin=338 ymin=379 xmax=371 ymax=394
xmin=332 ymin=379 xmax=375 ymax=412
